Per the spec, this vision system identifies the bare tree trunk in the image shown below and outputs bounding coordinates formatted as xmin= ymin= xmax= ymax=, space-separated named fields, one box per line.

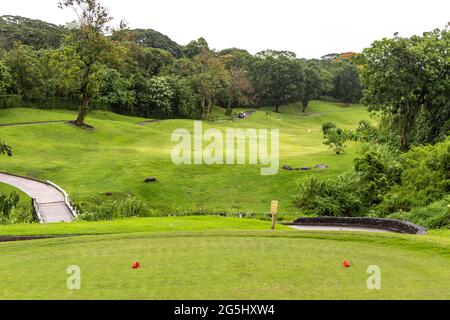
xmin=207 ymin=99 xmax=212 ymax=115
xmin=72 ymin=66 xmax=91 ymax=127
xmin=74 ymin=94 xmax=89 ymax=126
xmin=201 ymin=97 xmax=206 ymax=119
xmin=275 ymin=105 xmax=280 ymax=113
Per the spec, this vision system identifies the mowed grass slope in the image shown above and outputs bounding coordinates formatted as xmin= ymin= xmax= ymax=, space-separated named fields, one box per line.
xmin=0 ymin=217 xmax=448 ymax=300
xmin=0 ymin=101 xmax=370 ymax=213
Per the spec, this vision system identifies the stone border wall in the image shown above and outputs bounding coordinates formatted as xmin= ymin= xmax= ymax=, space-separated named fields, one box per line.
xmin=288 ymin=217 xmax=427 ymax=235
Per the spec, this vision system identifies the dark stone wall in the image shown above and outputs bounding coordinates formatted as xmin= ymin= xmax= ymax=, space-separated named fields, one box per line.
xmin=290 ymin=217 xmax=427 ymax=235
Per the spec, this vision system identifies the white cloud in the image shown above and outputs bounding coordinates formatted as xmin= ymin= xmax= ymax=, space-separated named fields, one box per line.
xmin=1 ymin=0 xmax=448 ymax=58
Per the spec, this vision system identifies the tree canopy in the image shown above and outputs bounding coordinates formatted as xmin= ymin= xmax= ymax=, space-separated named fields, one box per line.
xmin=361 ymin=28 xmax=449 ymax=149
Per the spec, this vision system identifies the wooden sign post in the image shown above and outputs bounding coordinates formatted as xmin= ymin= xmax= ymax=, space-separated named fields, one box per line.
xmin=271 ymin=200 xmax=279 ymax=230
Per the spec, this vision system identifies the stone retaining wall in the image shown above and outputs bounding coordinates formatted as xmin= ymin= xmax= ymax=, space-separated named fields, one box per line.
xmin=289 ymin=217 xmax=427 ymax=235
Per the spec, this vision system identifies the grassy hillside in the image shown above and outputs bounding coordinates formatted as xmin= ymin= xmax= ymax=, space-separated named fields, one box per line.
xmin=0 ymin=216 xmax=448 ymax=300
xmin=0 ymin=101 xmax=370 ymax=214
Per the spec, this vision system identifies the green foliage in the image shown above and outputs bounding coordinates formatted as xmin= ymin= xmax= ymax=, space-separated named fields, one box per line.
xmin=321 ymin=121 xmax=336 ymax=135
xmin=413 ymin=102 xmax=450 ymax=145
xmin=37 ymin=46 xmax=82 ymax=99
xmin=0 ymin=141 xmax=12 ymax=156
xmin=301 ymin=62 xmax=322 ymax=111
xmin=354 ymin=120 xmax=379 ymax=142
xmin=77 ymin=198 xmax=148 ymax=221
xmin=354 ymin=144 xmax=404 ymax=206
xmin=379 ymin=139 xmax=450 ymax=212
xmin=388 ymin=196 xmax=450 ymax=229
xmin=136 ymin=76 xmax=174 ymax=118
xmin=0 ymin=191 xmax=22 ymax=224
xmin=183 ymin=37 xmax=209 ymax=58
xmin=332 ymin=62 xmax=361 ymax=104
xmin=165 ymin=76 xmax=199 ymax=119
xmin=249 ymin=50 xmax=304 ymax=112
xmin=296 ymin=138 xmax=449 ymax=228
xmin=0 ymin=57 xmax=12 ymax=94
xmin=134 ymin=74 xmax=199 ymax=119
xmin=5 ymin=205 xmax=35 ymax=224
xmin=134 ymin=47 xmax=174 ymax=77
xmin=0 ymin=15 xmax=66 ymax=50
xmin=5 ymin=43 xmax=42 ymax=98
xmin=295 ymin=173 xmax=363 ymax=217
xmin=95 ymin=67 xmax=135 ymax=111
xmin=323 ymin=128 xmax=348 ymax=154
xmin=114 ymin=28 xmax=182 ymax=58
xmin=190 ymin=50 xmax=231 ymax=116
xmin=59 ymin=0 xmax=113 ymax=126
xmin=361 ymin=28 xmax=449 ymax=149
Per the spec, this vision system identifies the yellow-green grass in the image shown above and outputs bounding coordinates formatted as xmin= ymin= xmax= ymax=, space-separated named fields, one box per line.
xmin=0 ymin=101 xmax=370 ymax=214
xmin=0 ymin=217 xmax=448 ymax=300
xmin=0 ymin=216 xmax=289 ymax=236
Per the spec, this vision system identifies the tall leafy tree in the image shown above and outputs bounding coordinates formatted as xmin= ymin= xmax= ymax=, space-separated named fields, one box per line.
xmin=183 ymin=37 xmax=209 ymax=58
xmin=224 ymin=66 xmax=254 ymax=108
xmin=0 ymin=55 xmax=12 ymax=94
xmin=250 ymin=50 xmax=304 ymax=112
xmin=5 ymin=43 xmax=41 ymax=98
xmin=361 ymin=29 xmax=449 ymax=149
xmin=190 ymin=50 xmax=230 ymax=117
xmin=301 ymin=63 xmax=322 ymax=112
xmin=333 ymin=62 xmax=361 ymax=104
xmin=59 ymin=0 xmax=112 ymax=127
xmin=38 ymin=46 xmax=83 ymax=99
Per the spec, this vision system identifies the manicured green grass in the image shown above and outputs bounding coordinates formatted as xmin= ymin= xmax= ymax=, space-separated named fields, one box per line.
xmin=0 ymin=219 xmax=448 ymax=299
xmin=0 ymin=101 xmax=370 ymax=214
xmin=1 ymin=104 xmax=448 ymax=300
xmin=0 ymin=216 xmax=289 ymax=236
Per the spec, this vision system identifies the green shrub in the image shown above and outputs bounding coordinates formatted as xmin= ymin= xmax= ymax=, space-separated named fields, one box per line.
xmin=0 ymin=191 xmax=34 ymax=224
xmin=354 ymin=120 xmax=379 ymax=142
xmin=7 ymin=205 xmax=35 ymax=224
xmin=322 ymin=122 xmax=336 ymax=135
xmin=76 ymin=198 xmax=148 ymax=221
xmin=323 ymin=128 xmax=348 ymax=154
xmin=295 ymin=173 xmax=363 ymax=217
xmin=388 ymin=196 xmax=450 ymax=229
xmin=378 ymin=139 xmax=450 ymax=212
xmin=354 ymin=144 xmax=404 ymax=207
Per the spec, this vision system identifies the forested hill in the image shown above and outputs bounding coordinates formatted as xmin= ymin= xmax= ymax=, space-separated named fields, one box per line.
xmin=112 ymin=28 xmax=183 ymax=58
xmin=0 ymin=15 xmax=67 ymax=50
xmin=0 ymin=15 xmax=182 ymax=56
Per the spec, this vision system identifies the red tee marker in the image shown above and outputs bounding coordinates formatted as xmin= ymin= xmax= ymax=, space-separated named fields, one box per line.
xmin=343 ymin=260 xmax=350 ymax=268
xmin=132 ymin=261 xmax=140 ymax=269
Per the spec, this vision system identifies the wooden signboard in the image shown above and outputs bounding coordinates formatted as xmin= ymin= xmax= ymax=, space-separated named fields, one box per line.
xmin=271 ymin=200 xmax=278 ymax=229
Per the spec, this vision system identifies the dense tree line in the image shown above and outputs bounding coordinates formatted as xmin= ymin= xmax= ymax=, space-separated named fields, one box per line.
xmin=0 ymin=1 xmax=362 ymax=125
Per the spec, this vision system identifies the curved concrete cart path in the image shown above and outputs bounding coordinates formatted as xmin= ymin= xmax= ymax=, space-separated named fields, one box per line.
xmin=0 ymin=173 xmax=73 ymax=223
xmin=289 ymin=225 xmax=393 ymax=233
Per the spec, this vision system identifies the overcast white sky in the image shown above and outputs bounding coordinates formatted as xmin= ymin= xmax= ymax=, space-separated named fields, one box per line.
xmin=1 ymin=0 xmax=448 ymax=58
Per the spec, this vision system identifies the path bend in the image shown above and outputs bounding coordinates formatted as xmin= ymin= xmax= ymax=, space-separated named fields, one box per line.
xmin=0 ymin=172 xmax=74 ymax=223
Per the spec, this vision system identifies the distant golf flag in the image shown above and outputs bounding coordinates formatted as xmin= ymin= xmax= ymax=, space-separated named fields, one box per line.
xmin=271 ymin=200 xmax=278 ymax=229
